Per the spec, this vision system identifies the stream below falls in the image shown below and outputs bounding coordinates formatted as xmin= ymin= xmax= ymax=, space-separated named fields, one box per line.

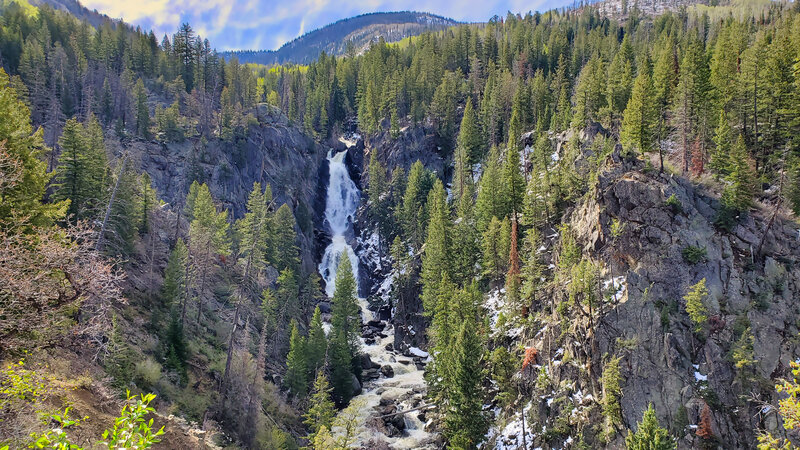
xmin=317 ymin=143 xmax=437 ymax=449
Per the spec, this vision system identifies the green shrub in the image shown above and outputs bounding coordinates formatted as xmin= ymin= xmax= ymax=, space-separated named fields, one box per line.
xmin=681 ymin=246 xmax=707 ymax=264
xmin=665 ymin=194 xmax=682 ymax=213
xmin=135 ymin=358 xmax=162 ymax=389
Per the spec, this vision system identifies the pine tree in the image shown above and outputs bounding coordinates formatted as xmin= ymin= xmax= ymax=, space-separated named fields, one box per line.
xmin=709 ymin=110 xmax=732 ymax=177
xmin=721 ymin=135 xmax=755 ymax=214
xmin=272 ymin=204 xmax=299 ymax=273
xmin=400 ymin=161 xmax=432 ymax=250
xmin=572 ymin=53 xmax=606 ymax=128
xmin=625 ymin=404 xmax=675 ymax=450
xmin=186 ymin=183 xmax=231 ymax=324
xmin=106 ymin=314 xmax=135 ymax=388
xmin=521 ymin=227 xmax=544 ymax=304
xmin=367 ymin=151 xmax=391 ymax=247
xmin=135 ymin=78 xmax=151 ymax=139
xmin=52 ymin=118 xmax=89 ymax=220
xmin=502 ymin=133 xmax=525 ymax=222
xmin=482 ymin=216 xmax=509 ymax=286
xmin=475 ymin=145 xmax=505 ymax=232
xmin=444 ymin=317 xmax=488 ymax=449
xmin=307 ymin=306 xmax=327 ymax=374
xmin=684 ymin=278 xmax=709 ymax=332
xmin=458 ymin=97 xmax=483 ymax=167
xmin=652 ymin=39 xmax=678 ymax=172
xmin=304 ymin=370 xmax=336 ymax=443
xmin=607 ymin=38 xmax=634 ymax=122
xmin=0 ymin=68 xmax=66 ymax=227
xmin=236 ymin=182 xmax=271 ymax=280
xmin=329 ymin=257 xmax=359 ymax=406
xmin=421 ymin=179 xmax=452 ymax=314
xmin=164 ymin=309 xmax=188 ymax=381
xmin=620 ymin=69 xmax=656 ymax=156
xmin=602 ymin=355 xmax=623 ymax=433
xmin=284 ymin=320 xmax=308 ymax=398
xmin=162 ymin=238 xmax=188 ymax=308
xmin=451 ymin=180 xmax=478 ymax=286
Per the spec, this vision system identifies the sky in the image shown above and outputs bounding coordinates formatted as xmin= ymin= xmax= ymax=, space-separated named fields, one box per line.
xmin=80 ymin=0 xmax=568 ymax=52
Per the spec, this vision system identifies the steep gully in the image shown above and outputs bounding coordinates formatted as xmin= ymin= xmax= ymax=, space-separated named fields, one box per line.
xmin=317 ymin=138 xmax=436 ymax=448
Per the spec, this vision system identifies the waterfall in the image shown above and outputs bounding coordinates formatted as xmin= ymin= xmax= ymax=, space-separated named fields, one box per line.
xmin=318 ymin=149 xmax=360 ymax=297
xmin=318 ymin=139 xmax=436 ymax=449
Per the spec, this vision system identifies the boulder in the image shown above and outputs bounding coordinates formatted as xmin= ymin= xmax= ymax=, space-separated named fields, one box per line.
xmin=360 ymin=353 xmax=380 ymax=370
xmin=381 ymin=365 xmax=394 ymax=378
xmin=351 ymin=374 xmax=362 ymax=396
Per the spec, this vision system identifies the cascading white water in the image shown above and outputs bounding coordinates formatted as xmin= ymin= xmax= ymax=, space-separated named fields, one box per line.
xmin=319 ymin=149 xmax=361 ymax=297
xmin=319 ymin=139 xmax=436 ymax=449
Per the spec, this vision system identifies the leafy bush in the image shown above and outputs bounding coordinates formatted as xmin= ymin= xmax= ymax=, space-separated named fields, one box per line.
xmin=135 ymin=358 xmax=162 ymax=389
xmin=682 ymin=246 xmax=707 ymax=264
xmin=25 ymin=391 xmax=164 ymax=450
xmin=102 ymin=391 xmax=165 ymax=449
xmin=665 ymin=193 xmax=682 ymax=213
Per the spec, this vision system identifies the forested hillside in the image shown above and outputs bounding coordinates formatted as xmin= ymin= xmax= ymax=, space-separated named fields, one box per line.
xmin=1 ymin=0 xmax=800 ymax=449
xmin=222 ymin=12 xmax=459 ymax=65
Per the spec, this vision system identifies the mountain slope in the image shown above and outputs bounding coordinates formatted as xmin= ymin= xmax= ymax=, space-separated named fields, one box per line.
xmin=29 ymin=0 xmax=112 ymax=27
xmin=223 ymin=11 xmax=459 ymax=65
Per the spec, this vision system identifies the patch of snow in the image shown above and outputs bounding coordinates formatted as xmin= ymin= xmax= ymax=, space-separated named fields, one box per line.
xmin=409 ymin=347 xmax=429 ymax=358
xmin=694 ymin=371 xmax=708 ymax=382
xmin=603 ymin=276 xmax=627 ymax=300
xmin=487 ymin=402 xmax=536 ymax=450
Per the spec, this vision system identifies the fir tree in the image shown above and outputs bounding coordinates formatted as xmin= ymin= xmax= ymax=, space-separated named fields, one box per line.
xmin=272 ymin=204 xmax=299 ymax=273
xmin=710 ymin=110 xmax=732 ymax=177
xmin=475 ymin=145 xmax=505 ymax=232
xmin=284 ymin=320 xmax=308 ymax=398
xmin=451 ymin=180 xmax=479 ymax=286
xmin=236 ymin=182 xmax=271 ymax=279
xmin=52 ymin=118 xmax=89 ymax=220
xmin=367 ymin=151 xmax=392 ymax=247
xmin=307 ymin=306 xmax=327 ymax=374
xmin=106 ymin=314 xmax=135 ymax=388
xmin=721 ymin=135 xmax=755 ymax=214
xmin=186 ymin=183 xmax=230 ymax=324
xmin=684 ymin=278 xmax=709 ymax=332
xmin=602 ymin=355 xmax=623 ymax=433
xmin=482 ymin=216 xmax=510 ymax=286
xmin=135 ymin=78 xmax=151 ymax=139
xmin=162 ymin=238 xmax=188 ymax=308
xmin=444 ymin=317 xmax=488 ymax=449
xmin=304 ymin=370 xmax=336 ymax=444
xmin=329 ymin=257 xmax=360 ymax=406
xmin=164 ymin=309 xmax=188 ymax=381
xmin=625 ymin=404 xmax=675 ymax=450
xmin=421 ymin=179 xmax=452 ymax=314
xmin=620 ymin=69 xmax=656 ymax=156
xmin=458 ymin=97 xmax=483 ymax=167
xmin=400 ymin=161 xmax=432 ymax=250
xmin=502 ymin=133 xmax=525 ymax=221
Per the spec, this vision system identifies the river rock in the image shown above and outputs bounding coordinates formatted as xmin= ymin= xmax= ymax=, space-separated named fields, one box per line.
xmin=316 ymin=301 xmax=332 ymax=314
xmin=381 ymin=365 xmax=394 ymax=378
xmin=384 ymin=343 xmax=394 ymax=352
xmin=363 ymin=368 xmax=380 ymax=381
xmin=351 ymin=374 xmax=362 ymax=396
xmin=360 ymin=353 xmax=380 ymax=370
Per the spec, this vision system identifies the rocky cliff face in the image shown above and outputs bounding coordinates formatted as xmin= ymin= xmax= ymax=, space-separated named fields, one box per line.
xmin=514 ymin=144 xmax=800 ymax=448
xmin=108 ymin=104 xmax=327 ymax=274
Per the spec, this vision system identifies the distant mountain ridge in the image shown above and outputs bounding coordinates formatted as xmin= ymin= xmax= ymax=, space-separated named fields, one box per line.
xmin=223 ymin=11 xmax=460 ymax=66
xmin=29 ymin=0 xmax=112 ymax=27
